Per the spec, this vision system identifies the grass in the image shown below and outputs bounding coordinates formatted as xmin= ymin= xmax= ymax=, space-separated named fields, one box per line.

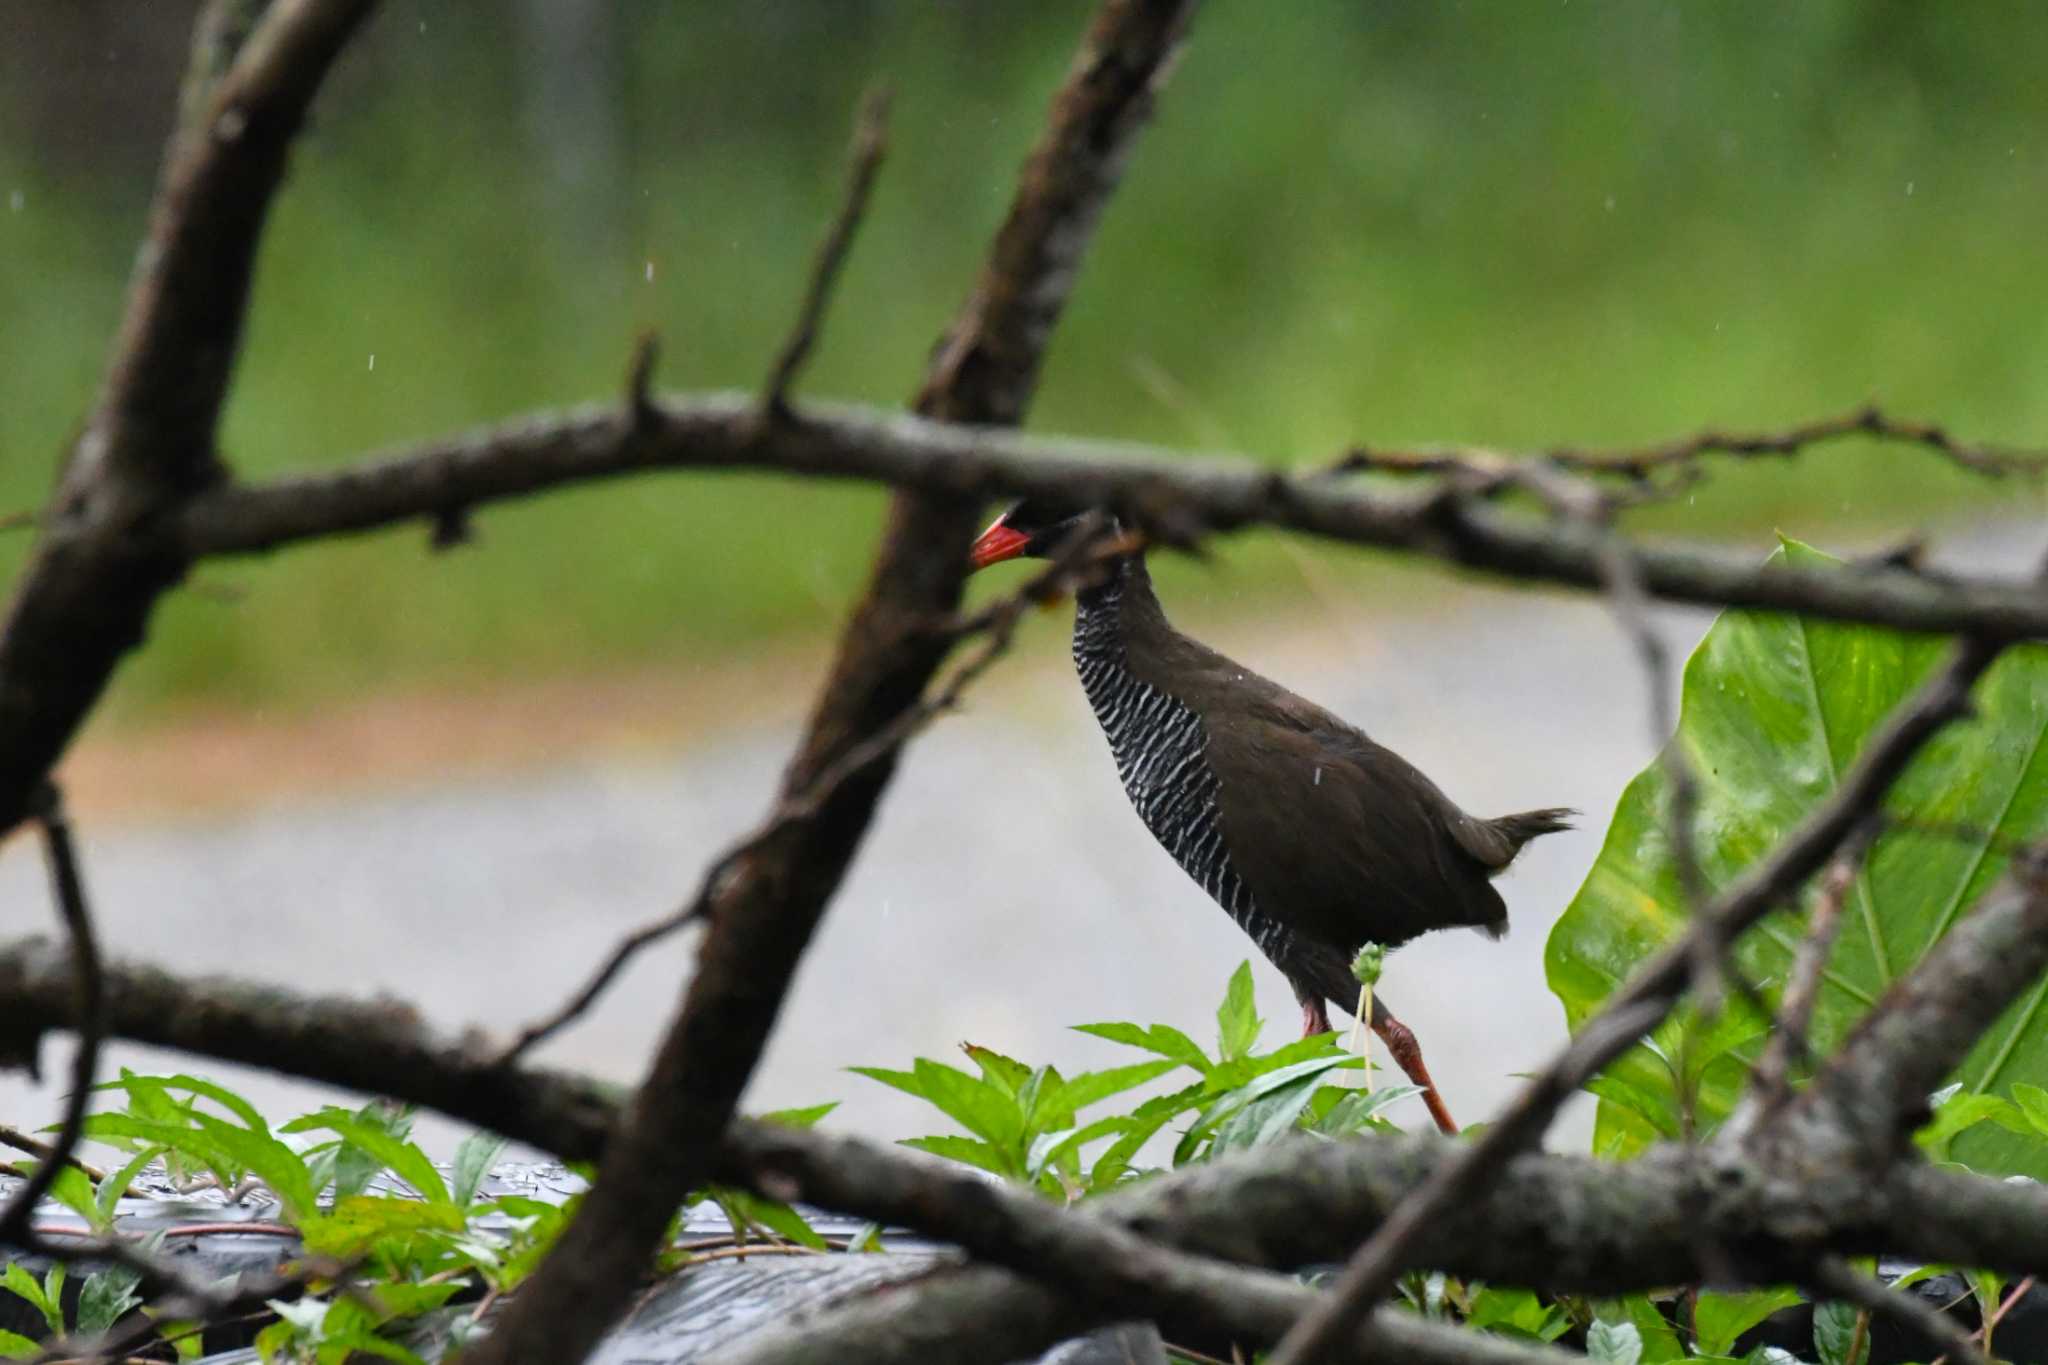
xmin=3 ymin=1 xmax=2046 ymax=727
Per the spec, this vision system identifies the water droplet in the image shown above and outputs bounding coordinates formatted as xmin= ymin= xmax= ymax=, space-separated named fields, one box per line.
xmin=367 ymin=353 xmax=376 ymax=371
xmin=644 ymin=260 xmax=655 ymax=283
xmin=1314 ymin=767 xmax=1323 ymax=787
xmin=6 ymin=190 xmax=20 ymax=213
xmin=1603 ymin=194 xmax=1616 ymax=212
xmin=1905 ymin=180 xmax=1916 ymax=197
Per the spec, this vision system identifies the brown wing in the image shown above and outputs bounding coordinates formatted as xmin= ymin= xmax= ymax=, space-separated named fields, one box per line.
xmin=1204 ymin=689 xmax=1510 ymax=952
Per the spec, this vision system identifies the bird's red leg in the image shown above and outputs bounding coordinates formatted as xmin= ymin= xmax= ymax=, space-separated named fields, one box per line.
xmin=1370 ymin=997 xmax=1459 ymax=1135
xmin=1300 ymin=996 xmax=1333 ymax=1038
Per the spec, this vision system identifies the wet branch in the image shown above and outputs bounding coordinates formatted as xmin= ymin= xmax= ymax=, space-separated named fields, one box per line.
xmin=456 ymin=4 xmax=1201 ymax=1361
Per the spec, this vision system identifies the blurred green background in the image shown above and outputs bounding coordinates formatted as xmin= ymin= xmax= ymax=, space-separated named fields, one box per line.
xmin=4 ymin=1 xmax=2045 ymax=727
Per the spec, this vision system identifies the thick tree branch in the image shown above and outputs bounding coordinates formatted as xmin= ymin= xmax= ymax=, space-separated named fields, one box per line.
xmin=719 ymin=1125 xmax=1572 ymax=1365
xmin=173 ymin=393 xmax=2048 ymax=641
xmin=458 ymin=5 xmax=1199 ymax=1362
xmin=0 ymin=0 xmax=375 ymax=836
xmin=12 ymin=937 xmax=2048 ymax=1355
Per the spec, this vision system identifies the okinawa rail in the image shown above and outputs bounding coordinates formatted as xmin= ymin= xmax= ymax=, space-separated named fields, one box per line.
xmin=969 ymin=502 xmax=1571 ymax=1134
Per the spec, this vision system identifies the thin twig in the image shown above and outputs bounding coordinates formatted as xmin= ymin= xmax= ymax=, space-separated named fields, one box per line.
xmin=0 ymin=1126 xmax=105 ymax=1183
xmin=1334 ymin=403 xmax=2048 ymax=489
xmin=762 ymin=88 xmax=891 ymax=417
xmin=0 ymin=785 xmax=106 ymax=1250
xmin=169 ymin=395 xmax=2048 ymax=645
xmin=1809 ymin=1255 xmax=1987 ymax=1365
xmin=625 ymin=330 xmax=661 ymax=431
xmin=1747 ymin=835 xmax=1872 ymax=1108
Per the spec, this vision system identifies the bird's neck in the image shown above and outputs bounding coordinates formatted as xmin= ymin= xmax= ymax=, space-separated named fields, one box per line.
xmin=1072 ymin=553 xmax=1180 ymax=758
xmin=1073 ymin=553 xmax=1168 ymax=670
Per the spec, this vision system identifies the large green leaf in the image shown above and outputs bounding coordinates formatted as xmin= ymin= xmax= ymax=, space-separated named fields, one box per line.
xmin=1545 ymin=538 xmax=2048 ymax=1172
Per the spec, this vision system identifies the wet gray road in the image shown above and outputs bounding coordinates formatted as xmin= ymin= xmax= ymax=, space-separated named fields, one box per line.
xmin=3 ymin=522 xmax=2038 ymax=1157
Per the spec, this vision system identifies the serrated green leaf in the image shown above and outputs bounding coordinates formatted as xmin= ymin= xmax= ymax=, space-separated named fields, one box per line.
xmin=1017 ymin=1065 xmax=1071 ymax=1132
xmin=38 ymin=1266 xmax=64 ymax=1337
xmin=1310 ymin=1083 xmax=1426 ymax=1135
xmin=1217 ymin=962 xmax=1263 ymax=1061
xmin=1465 ymin=1286 xmax=1566 ymax=1340
xmin=280 ymin=1109 xmax=449 ymax=1207
xmin=760 ymin=1103 xmax=837 ymax=1128
xmin=1594 ymin=1296 xmax=1685 ymax=1364
xmin=961 ymin=1044 xmax=1033 ymax=1098
xmin=25 ymin=1159 xmax=101 ymax=1228
xmin=355 ymin=1282 xmax=463 ymax=1321
xmin=1073 ymin=1022 xmax=1212 ymax=1073
xmin=1546 ymin=540 xmax=2048 ymax=1167
xmin=709 ymin=1186 xmax=828 ymax=1249
xmin=1813 ymin=1299 xmax=1865 ymax=1365
xmin=899 ymin=1134 xmax=1013 ymax=1179
xmin=1 ymin=1264 xmax=56 ymax=1336
xmin=319 ymin=1329 xmax=428 ymax=1365
xmin=76 ymin=1265 xmax=143 ymax=1337
xmin=1025 ymin=1114 xmax=1129 ymax=1182
xmin=1587 ymin=1318 xmax=1643 ymax=1365
xmin=94 ymin=1144 xmax=165 ymax=1229
xmin=1176 ymin=1054 xmax=1360 ymax=1164
xmin=1694 ymin=1287 xmax=1805 ymax=1357
xmin=451 ymin=1132 xmax=508 ymax=1208
xmin=82 ymin=1113 xmax=317 ymax=1221
xmin=1210 ymin=1072 xmax=1327 ymax=1153
xmin=1054 ymin=1059 xmax=1179 ymax=1114
xmin=2007 ymin=1081 xmax=2048 ymax=1137
xmin=852 ymin=1060 xmax=1022 ymax=1155
xmin=298 ymin=1196 xmax=465 ymax=1258
xmin=1914 ymin=1090 xmax=2025 ymax=1160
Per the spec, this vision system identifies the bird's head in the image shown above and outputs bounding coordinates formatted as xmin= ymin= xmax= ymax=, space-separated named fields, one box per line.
xmin=968 ymin=499 xmax=1111 ymax=573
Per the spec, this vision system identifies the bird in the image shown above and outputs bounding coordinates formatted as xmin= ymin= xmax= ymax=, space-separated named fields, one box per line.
xmin=968 ymin=500 xmax=1571 ymax=1134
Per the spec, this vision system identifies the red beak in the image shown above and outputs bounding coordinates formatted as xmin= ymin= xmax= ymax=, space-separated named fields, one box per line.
xmin=968 ymin=517 xmax=1032 ymax=572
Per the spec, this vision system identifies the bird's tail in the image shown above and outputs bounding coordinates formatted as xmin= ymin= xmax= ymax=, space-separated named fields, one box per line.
xmin=1488 ymin=807 xmax=1575 ymax=859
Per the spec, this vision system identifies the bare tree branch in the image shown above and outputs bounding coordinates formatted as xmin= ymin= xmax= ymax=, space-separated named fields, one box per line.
xmin=719 ymin=1125 xmax=1573 ymax=1365
xmin=458 ymin=5 xmax=1200 ymax=1361
xmin=1744 ymin=836 xmax=1871 ymax=1113
xmin=762 ymin=89 xmax=892 ymax=417
xmin=169 ymin=393 xmax=2048 ymax=642
xmin=16 ymin=935 xmax=2048 ymax=1357
xmin=0 ymin=0 xmax=376 ymax=836
xmin=1338 ymin=403 xmax=2048 ymax=487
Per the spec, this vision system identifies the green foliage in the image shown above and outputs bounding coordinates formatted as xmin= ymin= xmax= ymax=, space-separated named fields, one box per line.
xmin=1547 ymin=539 xmax=2048 ymax=1167
xmin=856 ymin=962 xmax=1418 ymax=1198
xmin=11 ymin=6 xmax=2048 ymax=721
xmin=1811 ymin=1300 xmax=1868 ymax=1365
xmin=1588 ymin=1319 xmax=1645 ymax=1365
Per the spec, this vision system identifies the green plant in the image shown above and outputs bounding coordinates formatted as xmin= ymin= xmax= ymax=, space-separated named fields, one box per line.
xmin=0 ymin=1071 xmax=833 ymax=1362
xmin=855 ymin=962 xmax=1421 ymax=1199
xmin=1547 ymin=538 xmax=2048 ymax=1169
